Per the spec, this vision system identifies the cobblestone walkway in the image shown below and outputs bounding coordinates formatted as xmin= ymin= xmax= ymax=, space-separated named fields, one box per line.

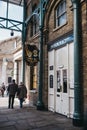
xmin=0 ymin=97 xmax=83 ymax=130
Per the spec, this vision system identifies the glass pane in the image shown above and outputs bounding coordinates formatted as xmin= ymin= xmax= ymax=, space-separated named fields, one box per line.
xmin=57 ymin=0 xmax=66 ymax=16
xmin=49 ymin=75 xmax=53 ymax=88
xmin=61 ymin=1 xmax=66 ymax=12
xmin=0 ymin=1 xmax=7 ymax=17
xmin=63 ymin=1 xmax=66 ymax=12
xmin=8 ymin=3 xmax=23 ymax=21
xmin=56 ymin=0 xmax=66 ymax=27
xmin=57 ymin=70 xmax=61 ymax=92
xmin=56 ymin=18 xmax=59 ymax=26
xmin=56 ymin=7 xmax=58 ymax=16
xmin=61 ymin=2 xmax=63 ymax=12
xmin=63 ymin=69 xmax=67 ymax=93
xmin=59 ymin=13 xmax=66 ymax=26
xmin=58 ymin=5 xmax=61 ymax=16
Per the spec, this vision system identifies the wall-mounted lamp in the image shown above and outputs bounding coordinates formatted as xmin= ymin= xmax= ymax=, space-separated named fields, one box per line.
xmin=10 ymin=30 xmax=14 ymax=36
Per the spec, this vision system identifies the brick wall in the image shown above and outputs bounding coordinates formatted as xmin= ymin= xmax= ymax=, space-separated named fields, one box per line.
xmin=81 ymin=1 xmax=87 ymax=110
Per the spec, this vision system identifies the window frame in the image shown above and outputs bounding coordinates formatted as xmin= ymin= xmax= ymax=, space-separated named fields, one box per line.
xmin=55 ymin=0 xmax=67 ymax=28
xmin=30 ymin=15 xmax=39 ymax=37
xmin=30 ymin=3 xmax=39 ymax=37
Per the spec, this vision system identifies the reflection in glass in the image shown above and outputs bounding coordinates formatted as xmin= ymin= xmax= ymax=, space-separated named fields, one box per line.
xmin=63 ymin=69 xmax=67 ymax=93
xmin=57 ymin=70 xmax=61 ymax=92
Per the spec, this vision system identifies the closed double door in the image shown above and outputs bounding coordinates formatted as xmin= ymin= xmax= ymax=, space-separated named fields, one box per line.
xmin=48 ymin=43 xmax=74 ymax=117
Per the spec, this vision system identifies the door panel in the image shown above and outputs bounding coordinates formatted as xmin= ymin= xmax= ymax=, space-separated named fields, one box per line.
xmin=62 ymin=69 xmax=68 ymax=115
xmin=56 ymin=70 xmax=62 ymax=113
xmin=56 ymin=46 xmax=68 ymax=116
xmin=48 ymin=51 xmax=55 ymax=112
xmin=48 ymin=43 xmax=74 ymax=117
xmin=56 ymin=69 xmax=68 ymax=115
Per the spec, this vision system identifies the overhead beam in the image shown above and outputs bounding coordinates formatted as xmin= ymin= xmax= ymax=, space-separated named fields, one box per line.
xmin=0 ymin=17 xmax=23 ymax=32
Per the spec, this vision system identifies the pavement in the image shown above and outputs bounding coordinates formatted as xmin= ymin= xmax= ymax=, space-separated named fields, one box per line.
xmin=0 ymin=95 xmax=83 ymax=130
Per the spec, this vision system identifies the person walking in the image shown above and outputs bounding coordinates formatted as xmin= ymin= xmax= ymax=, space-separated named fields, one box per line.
xmin=7 ymin=79 xmax=18 ymax=109
xmin=1 ymin=82 xmax=5 ymax=97
xmin=17 ymin=82 xmax=27 ymax=108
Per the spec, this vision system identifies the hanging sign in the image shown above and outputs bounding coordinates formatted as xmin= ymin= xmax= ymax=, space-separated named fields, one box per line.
xmin=25 ymin=44 xmax=39 ymax=66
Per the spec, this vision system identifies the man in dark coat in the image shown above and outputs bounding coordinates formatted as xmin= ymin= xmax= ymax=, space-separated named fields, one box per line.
xmin=7 ymin=79 xmax=18 ymax=109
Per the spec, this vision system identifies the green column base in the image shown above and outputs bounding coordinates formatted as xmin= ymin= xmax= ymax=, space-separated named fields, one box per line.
xmin=73 ymin=112 xmax=83 ymax=127
xmin=37 ymin=101 xmax=44 ymax=110
xmin=73 ymin=118 xmax=83 ymax=127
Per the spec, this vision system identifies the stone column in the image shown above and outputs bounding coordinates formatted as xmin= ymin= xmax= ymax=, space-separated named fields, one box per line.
xmin=13 ymin=61 xmax=19 ymax=84
xmin=2 ymin=58 xmax=8 ymax=85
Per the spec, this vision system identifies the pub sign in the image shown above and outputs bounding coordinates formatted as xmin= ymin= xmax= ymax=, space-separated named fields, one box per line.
xmin=25 ymin=44 xmax=39 ymax=66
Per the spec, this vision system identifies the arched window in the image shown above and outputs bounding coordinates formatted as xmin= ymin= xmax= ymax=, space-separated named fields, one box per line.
xmin=55 ymin=0 xmax=67 ymax=27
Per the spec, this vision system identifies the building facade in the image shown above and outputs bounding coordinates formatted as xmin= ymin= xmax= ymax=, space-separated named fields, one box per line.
xmin=0 ymin=0 xmax=87 ymax=126
xmin=46 ymin=0 xmax=74 ymax=118
xmin=23 ymin=0 xmax=86 ymax=125
xmin=25 ymin=0 xmax=74 ymax=116
xmin=0 ymin=36 xmax=22 ymax=86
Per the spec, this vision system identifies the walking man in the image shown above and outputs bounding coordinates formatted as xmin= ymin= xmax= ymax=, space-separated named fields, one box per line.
xmin=7 ymin=79 xmax=18 ymax=109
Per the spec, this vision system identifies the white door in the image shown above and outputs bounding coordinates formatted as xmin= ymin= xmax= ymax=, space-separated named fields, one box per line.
xmin=55 ymin=46 xmax=68 ymax=116
xmin=56 ymin=69 xmax=68 ymax=115
xmin=48 ymin=43 xmax=74 ymax=117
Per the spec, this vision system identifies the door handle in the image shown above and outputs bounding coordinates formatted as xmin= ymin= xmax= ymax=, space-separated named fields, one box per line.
xmin=57 ymin=94 xmax=60 ymax=97
xmin=60 ymin=85 xmax=62 ymax=92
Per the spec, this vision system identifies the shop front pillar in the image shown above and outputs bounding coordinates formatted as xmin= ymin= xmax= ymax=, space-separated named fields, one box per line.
xmin=37 ymin=0 xmax=44 ymax=110
xmin=71 ymin=0 xmax=83 ymax=126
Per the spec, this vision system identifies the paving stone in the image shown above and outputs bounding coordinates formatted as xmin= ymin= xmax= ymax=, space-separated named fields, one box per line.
xmin=0 ymin=97 xmax=84 ymax=130
xmin=0 ymin=126 xmax=16 ymax=130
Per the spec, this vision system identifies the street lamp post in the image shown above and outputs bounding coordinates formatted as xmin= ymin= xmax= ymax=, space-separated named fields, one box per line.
xmin=71 ymin=0 xmax=83 ymax=126
xmin=22 ymin=0 xmax=27 ymax=83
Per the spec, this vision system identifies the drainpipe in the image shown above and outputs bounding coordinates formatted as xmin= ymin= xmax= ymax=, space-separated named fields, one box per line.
xmin=71 ymin=0 xmax=83 ymax=126
xmin=22 ymin=0 xmax=26 ymax=83
xmin=37 ymin=0 xmax=44 ymax=110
